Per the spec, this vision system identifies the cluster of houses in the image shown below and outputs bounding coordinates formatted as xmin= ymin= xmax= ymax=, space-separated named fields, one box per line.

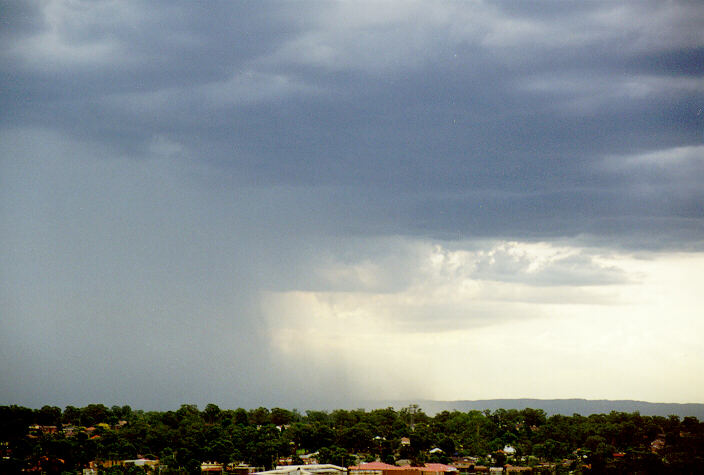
xmin=181 ymin=457 xmax=540 ymax=475
xmin=74 ymin=440 xmax=549 ymax=475
xmin=83 ymin=459 xmax=161 ymax=475
xmin=77 ymin=438 xmax=675 ymax=475
xmin=28 ymin=421 xmax=128 ymax=440
xmin=77 ymin=457 xmax=556 ymax=475
xmin=29 ymin=422 xmax=665 ymax=474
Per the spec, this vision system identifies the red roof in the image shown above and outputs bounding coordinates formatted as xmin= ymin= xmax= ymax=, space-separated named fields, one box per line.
xmin=422 ymin=464 xmax=457 ymax=472
xmin=350 ymin=462 xmax=399 ymax=470
xmin=349 ymin=463 xmax=457 ymax=473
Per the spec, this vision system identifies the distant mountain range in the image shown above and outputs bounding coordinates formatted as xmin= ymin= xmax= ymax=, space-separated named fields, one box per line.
xmin=356 ymin=399 xmax=704 ymax=419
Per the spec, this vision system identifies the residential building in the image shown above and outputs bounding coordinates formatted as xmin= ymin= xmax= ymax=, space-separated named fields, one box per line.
xmin=202 ymin=462 xmax=224 ymax=474
xmin=255 ymin=464 xmax=347 ymax=475
xmin=349 ymin=462 xmax=458 ymax=475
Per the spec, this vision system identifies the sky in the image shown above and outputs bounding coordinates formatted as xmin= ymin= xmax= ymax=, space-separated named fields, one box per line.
xmin=1 ymin=0 xmax=703 ymax=411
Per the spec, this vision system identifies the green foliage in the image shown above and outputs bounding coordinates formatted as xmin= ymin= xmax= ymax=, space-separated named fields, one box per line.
xmin=1 ymin=404 xmax=703 ymax=472
xmin=318 ymin=445 xmax=355 ymax=467
xmin=249 ymin=407 xmax=271 ymax=426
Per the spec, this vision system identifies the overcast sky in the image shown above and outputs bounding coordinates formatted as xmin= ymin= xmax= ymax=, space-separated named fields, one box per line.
xmin=2 ymin=0 xmax=704 ymax=411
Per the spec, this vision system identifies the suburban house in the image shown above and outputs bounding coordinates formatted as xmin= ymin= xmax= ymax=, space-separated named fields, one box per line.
xmin=349 ymin=462 xmax=458 ymax=475
xmin=202 ymin=462 xmax=225 ymax=473
xmin=255 ymin=464 xmax=347 ymax=475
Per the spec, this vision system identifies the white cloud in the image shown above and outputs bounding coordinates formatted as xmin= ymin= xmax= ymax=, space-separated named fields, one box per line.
xmin=588 ymin=2 xmax=704 ymax=53
xmin=261 ymin=239 xmax=635 ymax=350
xmin=265 ymin=2 xmax=496 ymax=72
xmin=518 ymin=73 xmax=704 ymax=115
xmin=266 ymin=1 xmax=704 ymax=74
xmin=299 ymin=240 xmax=629 ymax=296
xmin=262 ymin=246 xmax=704 ymax=402
xmin=8 ymin=1 xmax=702 ymax=78
xmin=608 ymin=145 xmax=704 ymax=169
xmin=520 ymin=74 xmax=702 ymax=97
xmin=6 ymin=0 xmax=136 ymax=70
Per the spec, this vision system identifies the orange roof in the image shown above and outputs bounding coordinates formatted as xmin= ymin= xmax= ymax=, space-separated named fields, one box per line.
xmin=350 ymin=462 xmax=399 ymax=470
xmin=349 ymin=463 xmax=456 ymax=472
xmin=422 ymin=464 xmax=457 ymax=472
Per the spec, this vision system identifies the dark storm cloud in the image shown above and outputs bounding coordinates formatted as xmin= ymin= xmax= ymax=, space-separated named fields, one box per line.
xmin=3 ymin=1 xmax=701 ymax=249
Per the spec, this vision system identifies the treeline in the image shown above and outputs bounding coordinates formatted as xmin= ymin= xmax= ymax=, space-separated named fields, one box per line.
xmin=1 ymin=404 xmax=703 ymax=473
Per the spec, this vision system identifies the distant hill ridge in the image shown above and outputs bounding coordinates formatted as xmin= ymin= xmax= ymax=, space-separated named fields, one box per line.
xmin=359 ymin=399 xmax=704 ymax=419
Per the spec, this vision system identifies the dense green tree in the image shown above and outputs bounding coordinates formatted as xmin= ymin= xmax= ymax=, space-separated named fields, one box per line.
xmin=81 ymin=404 xmax=110 ymax=426
xmin=338 ymin=423 xmax=374 ymax=453
xmin=176 ymin=404 xmax=200 ymax=423
xmin=318 ymin=445 xmax=355 ymax=467
xmin=271 ymin=407 xmax=294 ymax=426
xmin=37 ymin=405 xmax=62 ymax=426
xmin=62 ymin=405 xmax=81 ymax=425
xmin=0 ymin=405 xmax=34 ymax=440
xmin=203 ymin=404 xmax=222 ymax=424
xmin=233 ymin=408 xmax=249 ymax=426
xmin=305 ymin=410 xmax=330 ymax=425
xmin=249 ymin=407 xmax=271 ymax=426
xmin=331 ymin=409 xmax=357 ymax=428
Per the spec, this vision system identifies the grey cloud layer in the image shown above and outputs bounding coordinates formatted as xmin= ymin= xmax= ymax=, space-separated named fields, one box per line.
xmin=0 ymin=128 xmax=367 ymax=409
xmin=2 ymin=0 xmax=703 ymax=248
